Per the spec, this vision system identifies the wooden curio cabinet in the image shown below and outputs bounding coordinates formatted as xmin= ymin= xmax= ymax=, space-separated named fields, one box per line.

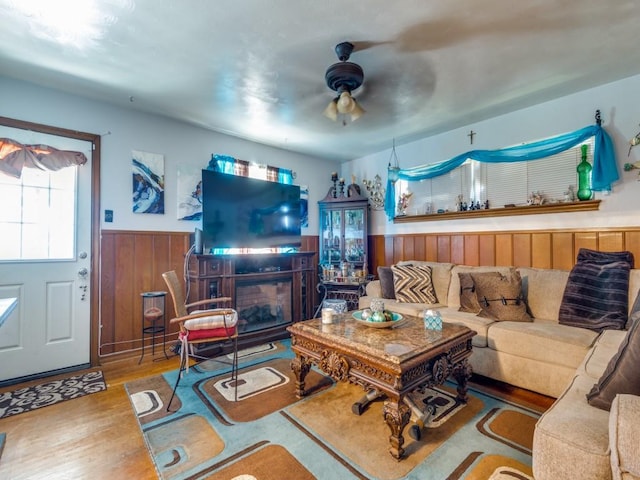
xmin=318 ymin=184 xmax=369 ymax=270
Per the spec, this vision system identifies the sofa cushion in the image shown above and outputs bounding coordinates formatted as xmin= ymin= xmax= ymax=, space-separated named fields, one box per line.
xmin=471 ymin=269 xmax=532 ymax=322
xmin=558 ymin=252 xmax=632 ymax=332
xmin=439 ymin=307 xmax=494 ymax=347
xmin=578 ymin=329 xmax=627 ymax=380
xmin=397 ymin=261 xmax=455 ymax=305
xmin=488 ymin=319 xmax=598 ymax=368
xmin=586 ymin=295 xmax=640 ymax=411
xmin=448 ymin=265 xmax=515 ymax=309
xmin=518 ymin=267 xmax=569 ymax=322
xmin=391 ymin=264 xmax=438 ymax=304
xmin=533 ymin=373 xmax=613 ymax=480
xmin=377 ymin=266 xmax=396 ymax=299
xmin=609 ymin=394 xmax=640 ymax=480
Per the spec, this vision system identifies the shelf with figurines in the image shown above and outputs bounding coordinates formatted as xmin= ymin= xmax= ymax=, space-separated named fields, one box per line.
xmin=393 ymin=190 xmax=601 ymax=223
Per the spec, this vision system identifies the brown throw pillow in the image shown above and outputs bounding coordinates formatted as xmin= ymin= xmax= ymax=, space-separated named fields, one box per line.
xmin=458 ymin=272 xmax=494 ymax=314
xmin=470 ymin=270 xmax=532 ymax=322
xmin=391 ymin=264 xmax=438 ymax=304
xmin=586 ymin=290 xmax=640 ymax=410
xmin=377 ymin=266 xmax=396 ymax=299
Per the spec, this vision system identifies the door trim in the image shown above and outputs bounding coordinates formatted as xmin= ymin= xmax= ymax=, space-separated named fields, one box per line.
xmin=0 ymin=115 xmax=101 ymax=367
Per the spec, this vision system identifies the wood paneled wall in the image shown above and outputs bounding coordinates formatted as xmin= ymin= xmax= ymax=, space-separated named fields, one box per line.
xmin=99 ymin=227 xmax=640 ymax=359
xmin=366 ymin=227 xmax=640 ymax=274
xmin=99 ymin=231 xmax=319 ymax=358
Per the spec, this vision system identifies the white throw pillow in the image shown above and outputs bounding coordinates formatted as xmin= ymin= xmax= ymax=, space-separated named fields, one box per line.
xmin=183 ymin=309 xmax=238 ymax=330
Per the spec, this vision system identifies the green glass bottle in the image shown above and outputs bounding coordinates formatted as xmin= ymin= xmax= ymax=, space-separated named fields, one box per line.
xmin=577 ymin=144 xmax=592 ymax=201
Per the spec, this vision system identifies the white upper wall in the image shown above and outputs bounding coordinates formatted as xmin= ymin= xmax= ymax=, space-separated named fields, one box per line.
xmin=344 ymin=73 xmax=640 ymax=235
xmin=3 ymin=73 xmax=640 ymax=239
xmin=0 ymin=75 xmax=340 ymax=236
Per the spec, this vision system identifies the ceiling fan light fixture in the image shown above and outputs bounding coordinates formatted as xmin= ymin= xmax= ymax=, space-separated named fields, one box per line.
xmin=350 ymin=99 xmax=365 ymax=121
xmin=323 ymin=41 xmax=365 ymax=121
xmin=323 ymin=98 xmax=338 ymax=121
xmin=337 ymin=91 xmax=354 ymax=114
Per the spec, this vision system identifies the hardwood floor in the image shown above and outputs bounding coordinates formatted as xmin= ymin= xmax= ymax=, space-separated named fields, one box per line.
xmin=0 ymin=351 xmax=181 ymax=480
xmin=0 ymin=350 xmax=555 ymax=480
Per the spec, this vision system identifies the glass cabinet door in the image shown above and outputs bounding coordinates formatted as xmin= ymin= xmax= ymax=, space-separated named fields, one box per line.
xmin=321 ymin=208 xmax=343 ymax=264
xmin=344 ymin=207 xmax=365 ymax=263
xmin=319 ymin=198 xmax=368 ymax=271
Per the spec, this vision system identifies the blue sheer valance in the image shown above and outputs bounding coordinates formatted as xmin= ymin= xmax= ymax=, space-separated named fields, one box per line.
xmin=385 ymin=124 xmax=618 ymax=219
xmin=207 ymin=154 xmax=294 ymax=184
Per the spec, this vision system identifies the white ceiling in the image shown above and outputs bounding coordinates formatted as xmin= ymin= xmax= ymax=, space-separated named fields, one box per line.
xmin=1 ymin=0 xmax=640 ymax=162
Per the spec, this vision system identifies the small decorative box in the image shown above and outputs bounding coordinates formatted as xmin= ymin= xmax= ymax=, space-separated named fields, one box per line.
xmin=423 ymin=309 xmax=442 ymax=331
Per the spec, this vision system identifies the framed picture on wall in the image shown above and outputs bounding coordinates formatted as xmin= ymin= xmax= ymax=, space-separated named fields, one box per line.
xmin=177 ymin=165 xmax=202 ymax=221
xmin=132 ymin=150 xmax=164 ymax=214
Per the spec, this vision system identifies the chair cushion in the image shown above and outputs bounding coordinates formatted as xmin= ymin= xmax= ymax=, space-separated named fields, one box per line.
xmin=184 ymin=309 xmax=238 ymax=330
xmin=181 ymin=326 xmax=236 ymax=340
xmin=391 ymin=264 xmax=438 ymax=304
xmin=471 ymin=269 xmax=532 ymax=322
xmin=558 ymin=249 xmax=633 ymax=332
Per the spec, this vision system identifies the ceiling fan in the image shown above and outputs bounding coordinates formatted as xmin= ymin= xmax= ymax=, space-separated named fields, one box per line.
xmin=323 ymin=42 xmax=366 ymax=123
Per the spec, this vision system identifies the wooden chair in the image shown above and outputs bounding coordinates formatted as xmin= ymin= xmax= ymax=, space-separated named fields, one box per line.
xmin=162 ymin=270 xmax=239 ymax=411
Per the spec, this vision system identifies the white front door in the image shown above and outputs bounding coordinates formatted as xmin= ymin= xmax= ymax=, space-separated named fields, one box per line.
xmin=0 ymin=126 xmax=93 ymax=382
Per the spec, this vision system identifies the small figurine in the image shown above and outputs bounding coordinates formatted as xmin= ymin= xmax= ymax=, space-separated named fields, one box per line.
xmin=397 ymin=191 xmax=413 ymax=215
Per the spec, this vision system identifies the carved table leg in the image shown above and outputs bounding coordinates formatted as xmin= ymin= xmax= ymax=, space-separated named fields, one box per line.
xmin=290 ymin=355 xmax=311 ymax=398
xmin=451 ymin=358 xmax=472 ymax=403
xmin=382 ymin=399 xmax=412 ymax=460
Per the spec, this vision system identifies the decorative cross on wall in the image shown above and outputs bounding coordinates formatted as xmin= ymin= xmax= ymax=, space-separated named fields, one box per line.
xmin=468 ymin=130 xmax=476 ymax=145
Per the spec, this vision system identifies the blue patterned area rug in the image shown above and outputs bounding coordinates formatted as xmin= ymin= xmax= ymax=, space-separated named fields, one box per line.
xmin=125 ymin=340 xmax=539 ymax=480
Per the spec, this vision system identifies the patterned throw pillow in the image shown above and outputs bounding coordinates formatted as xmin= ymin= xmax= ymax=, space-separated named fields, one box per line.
xmin=587 ymin=289 xmax=640 ymax=410
xmin=558 ymin=249 xmax=633 ymax=332
xmin=470 ymin=270 xmax=532 ymax=322
xmin=391 ymin=264 xmax=438 ymax=304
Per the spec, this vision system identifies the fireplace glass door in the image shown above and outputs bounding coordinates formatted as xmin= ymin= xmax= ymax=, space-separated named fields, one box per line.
xmin=235 ymin=277 xmax=292 ymax=334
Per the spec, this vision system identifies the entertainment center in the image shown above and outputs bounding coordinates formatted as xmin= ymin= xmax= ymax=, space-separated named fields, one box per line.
xmin=187 ymin=251 xmax=316 ymax=350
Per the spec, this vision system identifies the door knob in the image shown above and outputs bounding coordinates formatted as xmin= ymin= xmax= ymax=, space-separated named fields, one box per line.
xmin=78 ymin=268 xmax=88 ymax=278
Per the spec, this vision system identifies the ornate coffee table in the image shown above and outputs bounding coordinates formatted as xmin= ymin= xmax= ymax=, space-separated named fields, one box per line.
xmin=287 ymin=313 xmax=475 ymax=460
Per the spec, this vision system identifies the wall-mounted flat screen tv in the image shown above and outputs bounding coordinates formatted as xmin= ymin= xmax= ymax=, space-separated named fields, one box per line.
xmin=201 ymin=169 xmax=301 ymax=251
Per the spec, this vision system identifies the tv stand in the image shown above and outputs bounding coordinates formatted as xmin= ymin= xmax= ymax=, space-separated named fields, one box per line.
xmin=187 ymin=252 xmax=315 ymax=352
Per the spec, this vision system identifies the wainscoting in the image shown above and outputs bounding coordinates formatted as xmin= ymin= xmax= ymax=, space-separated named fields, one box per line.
xmin=366 ymin=227 xmax=640 ymax=275
xmin=99 ymin=227 xmax=640 ymax=360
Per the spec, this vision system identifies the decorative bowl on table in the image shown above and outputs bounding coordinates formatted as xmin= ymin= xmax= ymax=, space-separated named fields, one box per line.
xmin=352 ymin=309 xmax=404 ymax=328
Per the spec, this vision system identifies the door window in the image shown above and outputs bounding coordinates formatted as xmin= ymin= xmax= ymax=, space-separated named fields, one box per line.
xmin=0 ymin=166 xmax=77 ymax=261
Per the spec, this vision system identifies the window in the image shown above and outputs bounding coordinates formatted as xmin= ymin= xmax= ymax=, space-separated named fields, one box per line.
xmin=397 ymin=138 xmax=593 ymax=214
xmin=0 ymin=167 xmax=77 ymax=261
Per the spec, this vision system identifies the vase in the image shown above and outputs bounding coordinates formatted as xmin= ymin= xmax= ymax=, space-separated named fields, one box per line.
xmin=577 ymin=144 xmax=592 ymax=201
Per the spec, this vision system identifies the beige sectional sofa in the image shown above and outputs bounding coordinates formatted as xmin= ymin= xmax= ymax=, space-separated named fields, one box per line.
xmin=358 ymin=260 xmax=640 ymax=480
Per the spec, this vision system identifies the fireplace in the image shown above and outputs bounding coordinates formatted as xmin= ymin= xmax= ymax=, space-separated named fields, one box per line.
xmin=235 ymin=277 xmax=293 ymax=334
